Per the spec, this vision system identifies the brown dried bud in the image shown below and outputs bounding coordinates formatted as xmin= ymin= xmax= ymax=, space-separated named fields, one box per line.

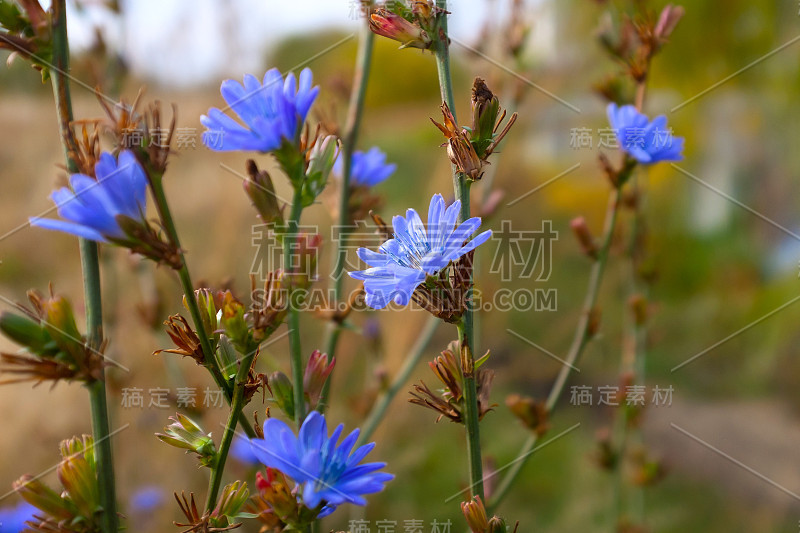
xmin=628 ymin=293 xmax=648 ymax=326
xmin=571 ymin=216 xmax=598 ymax=259
xmin=154 ymin=314 xmax=205 ymax=365
xmin=506 ymin=394 xmax=549 ymax=436
xmin=245 ymin=160 xmax=284 ymax=227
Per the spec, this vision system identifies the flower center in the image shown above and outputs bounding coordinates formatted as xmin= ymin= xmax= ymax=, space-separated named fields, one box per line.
xmin=389 ymin=226 xmax=431 ymax=270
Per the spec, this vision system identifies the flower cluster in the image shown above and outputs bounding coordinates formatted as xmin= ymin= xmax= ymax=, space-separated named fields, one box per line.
xmin=201 ymin=68 xmax=319 ymax=153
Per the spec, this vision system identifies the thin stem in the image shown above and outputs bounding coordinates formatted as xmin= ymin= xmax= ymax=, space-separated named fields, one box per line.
xmin=618 ymin=83 xmax=650 ymax=527
xmin=489 ymin=185 xmax=624 ymax=511
xmin=318 ymin=24 xmax=375 ymax=412
xmin=434 ymin=0 xmax=484 ymax=501
xmin=205 ymin=347 xmax=251 ymax=512
xmin=80 ymin=242 xmax=118 ymax=533
xmin=285 ymin=187 xmax=306 ymax=427
xmin=457 ymin=319 xmax=483 ymax=499
xmin=357 ymin=316 xmax=439 ymax=446
xmin=50 ymin=3 xmax=118 ymax=532
xmin=148 ymin=174 xmax=255 ymax=438
xmin=433 ymin=8 xmax=456 ymax=121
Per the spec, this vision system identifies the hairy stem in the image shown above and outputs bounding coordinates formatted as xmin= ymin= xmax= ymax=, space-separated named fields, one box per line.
xmin=148 ymin=174 xmax=255 ymax=438
xmin=490 ymin=185 xmax=625 ymax=511
xmin=318 ymin=24 xmax=375 ymax=412
xmin=285 ymin=187 xmax=306 ymax=427
xmin=434 ymin=0 xmax=484 ymax=500
xmin=50 ymin=3 xmax=118 ymax=531
xmin=357 ymin=316 xmax=439 ymax=446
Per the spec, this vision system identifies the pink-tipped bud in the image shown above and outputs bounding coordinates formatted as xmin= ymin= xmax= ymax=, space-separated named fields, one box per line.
xmin=571 ymin=217 xmax=598 ymax=259
xmin=369 ymin=8 xmax=431 ymax=50
xmin=654 ymin=4 xmax=685 ymax=42
xmin=304 ymin=350 xmax=335 ymax=410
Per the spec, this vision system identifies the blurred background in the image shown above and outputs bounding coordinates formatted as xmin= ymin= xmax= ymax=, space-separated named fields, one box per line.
xmin=1 ymin=0 xmax=800 ymax=531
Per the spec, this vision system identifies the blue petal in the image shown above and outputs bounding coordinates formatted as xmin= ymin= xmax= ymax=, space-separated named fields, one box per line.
xmin=30 ymin=217 xmax=108 ymax=242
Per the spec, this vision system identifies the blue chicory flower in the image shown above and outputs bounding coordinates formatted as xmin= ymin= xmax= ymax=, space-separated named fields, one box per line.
xmin=349 ymin=193 xmax=492 ymax=309
xmin=606 ymin=103 xmax=684 ymax=164
xmin=0 ymin=502 xmax=36 ymax=532
xmin=29 ymin=150 xmax=148 ymax=243
xmin=129 ymin=486 xmax=165 ymax=513
xmin=249 ymin=411 xmax=393 ymax=513
xmin=201 ymin=68 xmax=319 ymax=153
xmin=334 ymin=147 xmax=396 ymax=187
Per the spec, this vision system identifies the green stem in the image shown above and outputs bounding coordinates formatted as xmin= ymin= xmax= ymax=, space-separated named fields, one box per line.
xmin=284 ymin=188 xmax=306 ymax=427
xmin=357 ymin=316 xmax=439 ymax=446
xmin=50 ymin=3 xmax=118 ymax=531
xmin=457 ymin=319 xmax=483 ymax=499
xmin=318 ymin=25 xmax=375 ymax=413
xmin=489 ymin=186 xmax=624 ymax=512
xmin=148 ymin=174 xmax=255 ymax=438
xmin=80 ymin=242 xmax=118 ymax=533
xmin=434 ymin=0 xmax=484 ymax=501
xmin=205 ymin=348 xmax=251 ymax=512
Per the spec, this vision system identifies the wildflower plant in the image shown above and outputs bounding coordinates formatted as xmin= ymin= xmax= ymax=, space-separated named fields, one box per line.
xmin=0 ymin=1 xmax=692 ymax=532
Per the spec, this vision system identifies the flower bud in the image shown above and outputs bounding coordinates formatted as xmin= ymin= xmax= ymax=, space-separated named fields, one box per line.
xmin=267 ymin=371 xmax=295 ymax=420
xmin=461 ymin=496 xmax=489 ymax=533
xmin=506 ymin=394 xmax=549 ymax=436
xmin=0 ymin=311 xmax=51 ymax=353
xmin=14 ymin=435 xmax=103 ymax=528
xmin=303 ymin=350 xmax=335 ymax=410
xmin=253 ymin=468 xmax=299 ymax=522
xmin=471 ymin=78 xmax=501 ymax=157
xmin=40 ymin=295 xmax=85 ymax=361
xmin=570 ymin=216 xmax=598 ymax=259
xmin=0 ymin=290 xmax=106 ymax=384
xmin=184 ymin=288 xmax=218 ymax=345
xmin=306 ymin=135 xmax=338 ymax=184
xmin=219 ymin=291 xmax=256 ymax=356
xmin=212 ymin=481 xmax=249 ymax=523
xmin=369 ymin=8 xmax=431 ymax=50
xmin=245 ymin=159 xmax=284 ymax=227
xmin=57 ymin=436 xmax=100 ymax=519
xmin=156 ymin=413 xmax=217 ymax=468
xmin=216 ymin=335 xmax=240 ymax=381
xmin=654 ymin=4 xmax=685 ymax=42
xmin=14 ymin=475 xmax=74 ymax=522
xmin=487 ymin=516 xmax=507 ymax=533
